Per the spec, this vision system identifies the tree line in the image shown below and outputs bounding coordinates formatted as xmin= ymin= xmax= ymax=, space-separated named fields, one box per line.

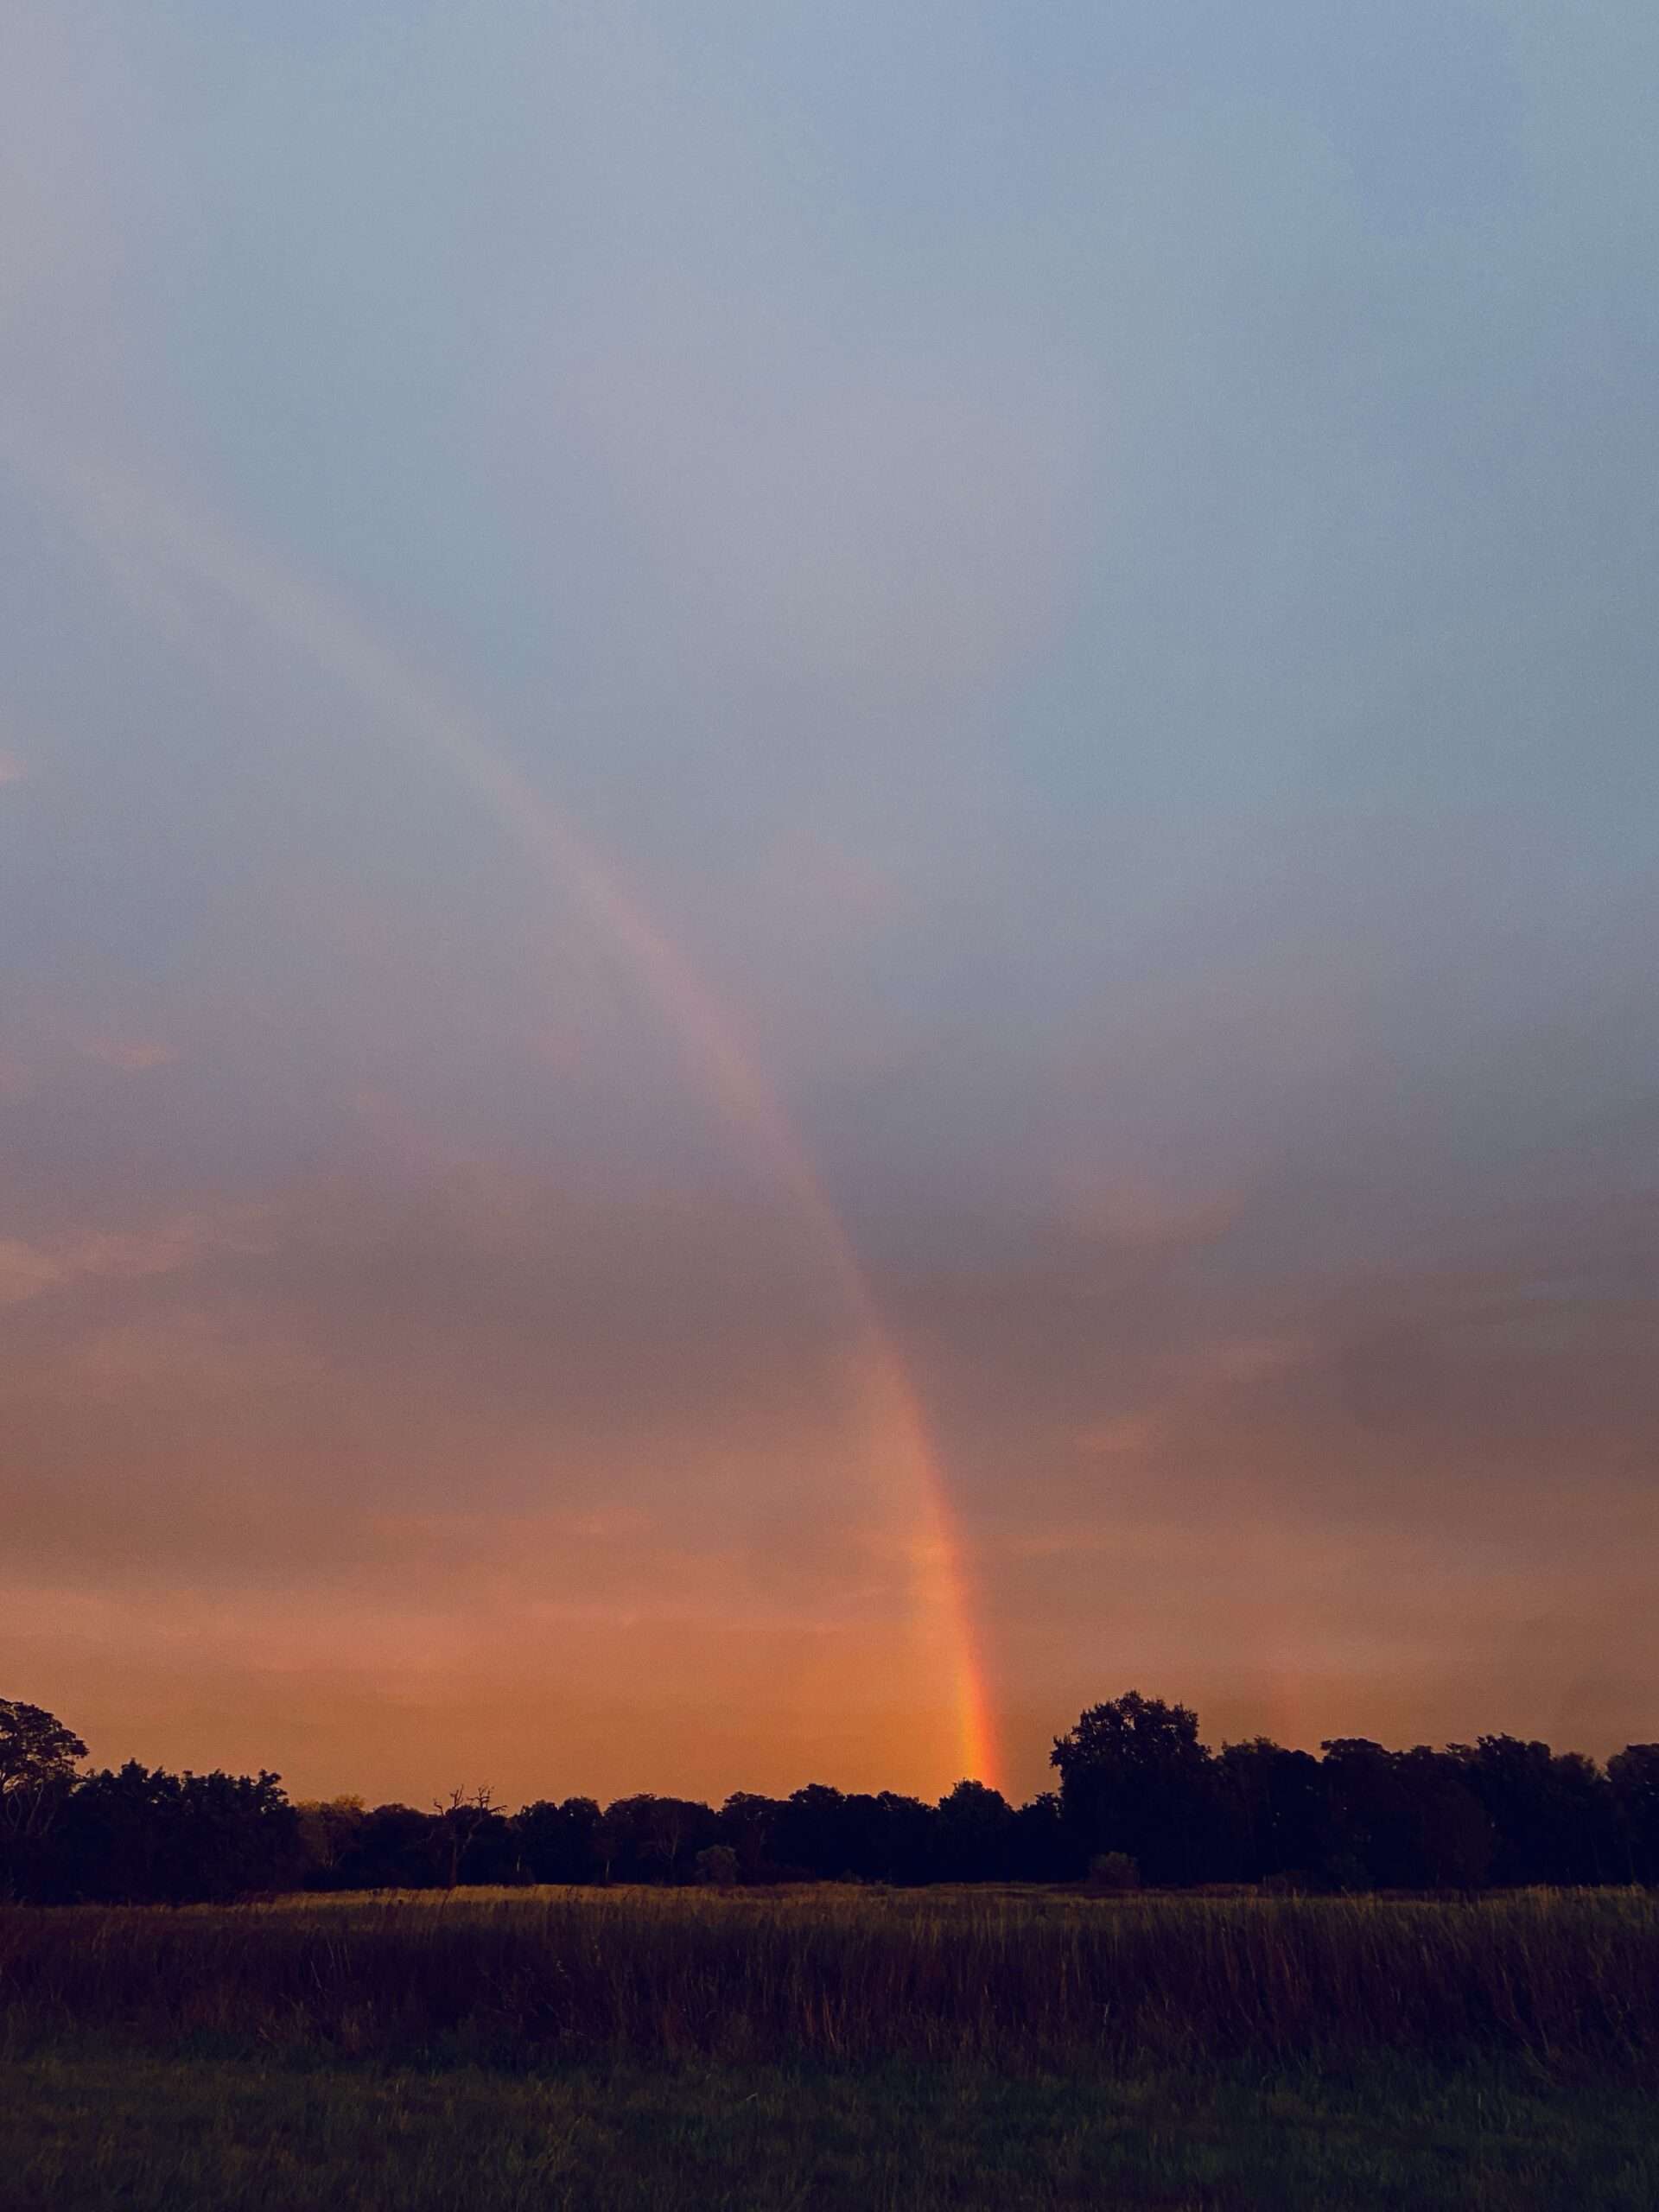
xmin=4 ymin=1689 xmax=1658 ymax=1904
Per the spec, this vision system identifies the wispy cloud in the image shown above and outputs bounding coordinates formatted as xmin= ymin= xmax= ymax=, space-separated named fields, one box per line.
xmin=0 ymin=1207 xmax=266 ymax=1309
xmin=80 ymin=1037 xmax=177 ymax=1074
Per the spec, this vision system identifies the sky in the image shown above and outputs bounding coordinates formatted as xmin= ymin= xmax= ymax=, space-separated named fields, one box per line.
xmin=3 ymin=0 xmax=1656 ymax=1809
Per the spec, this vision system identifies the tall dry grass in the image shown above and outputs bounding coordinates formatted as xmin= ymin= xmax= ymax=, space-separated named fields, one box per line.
xmin=3 ymin=1885 xmax=1656 ymax=2070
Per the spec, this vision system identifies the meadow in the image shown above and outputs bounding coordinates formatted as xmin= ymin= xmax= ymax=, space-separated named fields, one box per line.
xmin=7 ymin=1884 xmax=1659 ymax=2069
xmin=4 ymin=1885 xmax=1659 ymax=2207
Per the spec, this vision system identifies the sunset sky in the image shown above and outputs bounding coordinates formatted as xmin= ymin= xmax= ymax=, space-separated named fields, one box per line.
xmin=3 ymin=2 xmax=1656 ymax=1809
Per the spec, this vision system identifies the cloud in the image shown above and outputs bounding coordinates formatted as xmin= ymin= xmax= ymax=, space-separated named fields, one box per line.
xmin=0 ymin=1170 xmax=888 ymax=1605
xmin=1058 ymin=1174 xmax=1247 ymax=1255
xmin=0 ymin=1164 xmax=972 ymax=1801
xmin=80 ymin=1038 xmax=177 ymax=1073
xmin=0 ymin=1214 xmax=236 ymax=1308
xmin=1075 ymin=1414 xmax=1161 ymax=1459
xmin=4 ymin=1143 xmax=1652 ymax=1801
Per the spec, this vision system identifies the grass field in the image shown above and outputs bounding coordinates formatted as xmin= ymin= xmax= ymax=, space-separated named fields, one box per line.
xmin=5 ymin=1886 xmax=1657 ymax=2208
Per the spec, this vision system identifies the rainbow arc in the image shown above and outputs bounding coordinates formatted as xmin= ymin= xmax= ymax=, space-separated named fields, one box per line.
xmin=10 ymin=429 xmax=1001 ymax=1789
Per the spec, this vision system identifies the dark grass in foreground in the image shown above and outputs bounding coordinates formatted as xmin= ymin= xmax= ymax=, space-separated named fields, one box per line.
xmin=7 ymin=1890 xmax=1659 ymax=2210
xmin=5 ymin=1885 xmax=1659 ymax=2069
xmin=5 ymin=2048 xmax=1658 ymax=2211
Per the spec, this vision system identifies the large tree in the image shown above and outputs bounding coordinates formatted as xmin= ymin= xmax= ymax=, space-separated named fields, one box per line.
xmin=0 ymin=1699 xmax=86 ymax=1845
xmin=1051 ymin=1690 xmax=1214 ymax=1885
xmin=935 ymin=1779 xmax=1014 ymax=1882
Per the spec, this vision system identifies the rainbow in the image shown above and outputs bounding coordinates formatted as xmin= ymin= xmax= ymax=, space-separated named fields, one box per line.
xmin=11 ymin=429 xmax=1001 ymax=1790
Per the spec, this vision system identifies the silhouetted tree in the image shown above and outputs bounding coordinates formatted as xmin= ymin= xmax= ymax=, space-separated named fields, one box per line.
xmin=772 ymin=1785 xmax=852 ymax=1879
xmin=592 ymin=1795 xmax=718 ymax=1883
xmin=514 ymin=1796 xmax=601 ymax=1885
xmin=431 ymin=1787 xmax=498 ymax=1890
xmin=1052 ymin=1692 xmax=1213 ymax=1885
xmin=1608 ymin=1745 xmax=1659 ymax=1885
xmin=694 ymin=1843 xmax=739 ymax=1886
xmin=718 ymin=1792 xmax=785 ymax=1883
xmin=935 ymin=1780 xmax=1014 ymax=1882
xmin=0 ymin=1699 xmax=86 ymax=1821
xmin=1449 ymin=1737 xmax=1556 ymax=1885
xmin=9 ymin=1684 xmax=1651 ymax=1903
xmin=48 ymin=1762 xmax=176 ymax=1902
xmin=48 ymin=1764 xmax=298 ymax=1904
xmin=1396 ymin=1749 xmax=1494 ymax=1891
xmin=1213 ymin=1739 xmax=1332 ymax=1885
xmin=1449 ymin=1737 xmax=1618 ymax=1886
xmin=593 ymin=1796 xmax=640 ymax=1883
xmin=0 ymin=1699 xmax=86 ymax=1897
xmin=175 ymin=1770 xmax=302 ymax=1898
xmin=870 ymin=1792 xmax=940 ymax=1885
xmin=1544 ymin=1751 xmax=1621 ymax=1886
xmin=1316 ymin=1742 xmax=1492 ymax=1891
xmin=333 ymin=1802 xmax=442 ymax=1890
xmin=643 ymin=1796 xmax=721 ymax=1882
xmin=1318 ymin=1739 xmax=1414 ymax=1888
xmin=295 ymin=1796 xmax=367 ymax=1885
xmin=463 ymin=1808 xmax=519 ymax=1885
xmin=1008 ymin=1790 xmax=1077 ymax=1882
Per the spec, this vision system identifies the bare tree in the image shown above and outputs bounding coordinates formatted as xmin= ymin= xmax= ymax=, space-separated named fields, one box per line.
xmin=431 ymin=1784 xmax=495 ymax=1890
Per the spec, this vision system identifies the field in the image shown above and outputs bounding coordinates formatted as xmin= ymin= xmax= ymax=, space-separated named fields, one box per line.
xmin=4 ymin=1885 xmax=1657 ymax=2209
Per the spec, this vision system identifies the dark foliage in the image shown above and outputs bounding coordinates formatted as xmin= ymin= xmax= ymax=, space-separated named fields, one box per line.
xmin=1448 ymin=1737 xmax=1622 ymax=1887
xmin=6 ymin=1690 xmax=1658 ymax=1904
xmin=0 ymin=1698 xmax=89 ymax=1898
xmin=1609 ymin=1745 xmax=1659 ymax=1886
xmin=1051 ymin=1691 xmax=1213 ymax=1884
xmin=514 ymin=1796 xmax=601 ymax=1885
xmin=34 ymin=1764 xmax=300 ymax=1904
